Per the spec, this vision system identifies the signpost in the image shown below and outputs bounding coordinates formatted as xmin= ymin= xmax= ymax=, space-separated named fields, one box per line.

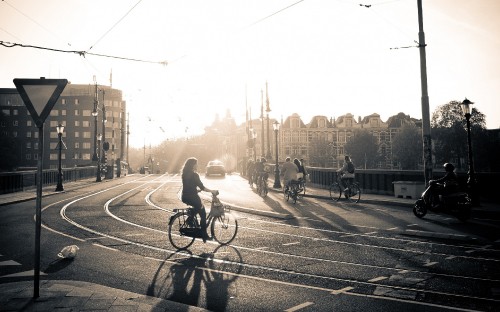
xmin=13 ymin=77 xmax=68 ymax=298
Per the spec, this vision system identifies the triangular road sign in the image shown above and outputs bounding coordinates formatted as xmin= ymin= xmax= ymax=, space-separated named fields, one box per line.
xmin=13 ymin=78 xmax=68 ymax=128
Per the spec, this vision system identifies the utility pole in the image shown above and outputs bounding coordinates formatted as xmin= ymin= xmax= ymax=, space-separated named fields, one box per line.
xmin=265 ymin=81 xmax=271 ymax=159
xmin=417 ymin=0 xmax=433 ymax=185
xmin=260 ymin=89 xmax=265 ymax=158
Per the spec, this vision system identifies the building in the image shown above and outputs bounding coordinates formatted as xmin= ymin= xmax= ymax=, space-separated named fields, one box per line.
xmin=0 ymin=83 xmax=127 ymax=171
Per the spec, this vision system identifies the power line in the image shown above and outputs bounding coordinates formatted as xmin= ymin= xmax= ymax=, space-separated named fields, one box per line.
xmin=88 ymin=0 xmax=143 ymax=51
xmin=0 ymin=40 xmax=168 ymax=66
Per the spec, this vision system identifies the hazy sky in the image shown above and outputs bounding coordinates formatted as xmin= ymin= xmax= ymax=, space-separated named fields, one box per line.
xmin=1 ymin=0 xmax=499 ymax=148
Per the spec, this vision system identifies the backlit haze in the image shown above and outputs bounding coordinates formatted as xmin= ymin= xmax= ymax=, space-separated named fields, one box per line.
xmin=1 ymin=0 xmax=499 ymax=148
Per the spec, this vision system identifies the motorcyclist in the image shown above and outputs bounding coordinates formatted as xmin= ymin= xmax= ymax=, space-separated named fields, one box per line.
xmin=423 ymin=163 xmax=459 ymax=208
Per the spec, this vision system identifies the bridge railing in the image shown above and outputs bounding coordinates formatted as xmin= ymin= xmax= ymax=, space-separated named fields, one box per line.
xmin=0 ymin=166 xmax=97 ymax=195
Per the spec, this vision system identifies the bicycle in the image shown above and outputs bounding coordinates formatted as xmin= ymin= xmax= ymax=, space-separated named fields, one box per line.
xmin=283 ymin=180 xmax=301 ymax=204
xmin=329 ymin=175 xmax=361 ymax=203
xmin=297 ymin=178 xmax=306 ymax=195
xmin=168 ymin=191 xmax=238 ymax=250
xmin=256 ymin=172 xmax=269 ymax=197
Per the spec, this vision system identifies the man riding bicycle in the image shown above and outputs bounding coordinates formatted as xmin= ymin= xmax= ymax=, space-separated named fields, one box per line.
xmin=254 ymin=157 xmax=268 ymax=185
xmin=281 ymin=157 xmax=299 ymax=191
xmin=338 ymin=155 xmax=355 ymax=193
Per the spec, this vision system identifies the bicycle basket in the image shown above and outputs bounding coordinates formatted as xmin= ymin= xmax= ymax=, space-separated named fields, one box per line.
xmin=211 ymin=204 xmax=225 ymax=217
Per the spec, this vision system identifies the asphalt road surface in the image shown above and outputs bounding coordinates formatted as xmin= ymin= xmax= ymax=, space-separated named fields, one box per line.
xmin=1 ymin=173 xmax=499 ymax=311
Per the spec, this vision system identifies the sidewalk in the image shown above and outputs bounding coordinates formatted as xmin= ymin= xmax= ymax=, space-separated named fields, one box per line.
xmin=0 ymin=280 xmax=208 ymax=312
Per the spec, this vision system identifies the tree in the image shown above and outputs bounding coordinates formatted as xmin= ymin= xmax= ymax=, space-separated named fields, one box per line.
xmin=431 ymin=100 xmax=487 ymax=171
xmin=309 ymin=136 xmax=331 ymax=168
xmin=344 ymin=129 xmax=378 ymax=169
xmin=392 ymin=123 xmax=422 ymax=169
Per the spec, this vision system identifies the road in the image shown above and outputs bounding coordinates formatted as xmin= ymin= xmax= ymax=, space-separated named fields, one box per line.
xmin=1 ymin=173 xmax=499 ymax=311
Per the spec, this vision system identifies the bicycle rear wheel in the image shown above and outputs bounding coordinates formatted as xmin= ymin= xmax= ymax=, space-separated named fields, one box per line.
xmin=329 ymin=183 xmax=342 ymax=201
xmin=347 ymin=184 xmax=361 ymax=203
xmin=168 ymin=212 xmax=196 ymax=250
xmin=211 ymin=212 xmax=238 ymax=245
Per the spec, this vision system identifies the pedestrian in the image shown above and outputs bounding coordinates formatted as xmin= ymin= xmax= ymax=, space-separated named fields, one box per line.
xmin=181 ymin=157 xmax=218 ymax=242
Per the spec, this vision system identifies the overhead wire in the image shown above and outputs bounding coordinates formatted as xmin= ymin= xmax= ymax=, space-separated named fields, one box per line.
xmin=87 ymin=0 xmax=143 ymax=51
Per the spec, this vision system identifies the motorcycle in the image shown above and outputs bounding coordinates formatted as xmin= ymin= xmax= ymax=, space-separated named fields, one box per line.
xmin=413 ymin=184 xmax=472 ymax=222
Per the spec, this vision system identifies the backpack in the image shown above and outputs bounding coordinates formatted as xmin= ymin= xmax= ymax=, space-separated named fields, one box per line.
xmin=347 ymin=162 xmax=355 ymax=174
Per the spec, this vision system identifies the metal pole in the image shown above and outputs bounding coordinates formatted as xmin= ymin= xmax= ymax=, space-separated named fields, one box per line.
xmin=273 ymin=127 xmax=281 ymax=188
xmin=465 ymin=114 xmax=479 ymax=205
xmin=101 ymin=90 xmax=106 ymax=167
xmin=55 ymin=130 xmax=64 ymax=191
xmin=34 ymin=125 xmax=43 ymax=298
xmin=417 ymin=0 xmax=433 ymax=185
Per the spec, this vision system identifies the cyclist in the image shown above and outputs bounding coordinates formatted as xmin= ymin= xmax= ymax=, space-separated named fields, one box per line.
xmin=247 ymin=159 xmax=255 ymax=186
xmin=281 ymin=157 xmax=299 ymax=191
xmin=338 ymin=155 xmax=355 ymax=193
xmin=254 ymin=157 xmax=268 ymax=186
xmin=181 ymin=157 xmax=218 ymax=243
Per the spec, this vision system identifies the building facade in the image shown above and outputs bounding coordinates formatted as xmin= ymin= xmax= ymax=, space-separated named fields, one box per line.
xmin=0 ymin=83 xmax=127 ymax=171
xmin=236 ymin=112 xmax=421 ymax=169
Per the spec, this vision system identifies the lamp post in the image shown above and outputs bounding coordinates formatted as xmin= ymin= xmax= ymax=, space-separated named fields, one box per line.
xmin=96 ymin=133 xmax=102 ymax=182
xmin=101 ymin=89 xmax=107 ymax=166
xmin=460 ymin=98 xmax=479 ymax=206
xmin=273 ymin=121 xmax=281 ymax=188
xmin=251 ymin=128 xmax=257 ymax=162
xmin=55 ymin=124 xmax=65 ymax=191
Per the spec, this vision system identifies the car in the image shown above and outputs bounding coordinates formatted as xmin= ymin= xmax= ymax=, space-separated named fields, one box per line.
xmin=205 ymin=160 xmax=225 ymax=177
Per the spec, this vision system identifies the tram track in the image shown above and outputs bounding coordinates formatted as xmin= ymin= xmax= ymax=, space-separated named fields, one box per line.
xmin=41 ymin=174 xmax=500 ymax=310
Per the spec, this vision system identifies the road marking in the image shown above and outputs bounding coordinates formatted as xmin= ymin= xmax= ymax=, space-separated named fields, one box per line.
xmin=1 ymin=270 xmax=47 ymax=278
xmin=424 ymin=261 xmax=438 ymax=267
xmin=92 ymin=243 xmax=118 ymax=251
xmin=255 ymin=247 xmax=269 ymax=250
xmin=365 ymin=231 xmax=378 ymax=235
xmin=387 ymin=227 xmax=398 ymax=231
xmin=0 ymin=260 xmax=21 ymax=266
xmin=331 ymin=286 xmax=354 ymax=295
xmin=285 ymin=301 xmax=314 ymax=312
xmin=446 ymin=255 xmax=456 ymax=260
xmin=283 ymin=242 xmax=300 ymax=246
xmin=368 ymin=276 xmax=388 ymax=282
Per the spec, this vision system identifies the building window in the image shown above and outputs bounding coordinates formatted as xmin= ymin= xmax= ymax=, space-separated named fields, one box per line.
xmin=83 ymin=142 xmax=91 ymax=149
xmin=50 ymin=121 xmax=58 ymax=127
xmin=34 ymin=132 xmax=39 ymax=139
xmin=319 ymin=119 xmax=325 ymax=128
xmin=2 ymin=109 xmax=10 ymax=116
xmin=75 ymin=120 xmax=80 ymax=127
xmin=13 ymin=109 xmax=18 ymax=116
xmin=82 ymin=121 xmax=90 ymax=127
xmin=75 ymin=110 xmax=79 ymax=116
xmin=75 ymin=132 xmax=80 ymax=138
xmin=12 ymin=131 xmax=17 ymax=137
xmin=50 ymin=132 xmax=58 ymax=139
xmin=26 ymin=132 xmax=31 ymax=138
xmin=346 ymin=119 xmax=352 ymax=127
xmin=83 ymin=110 xmax=91 ymax=116
xmin=75 ymin=99 xmax=79 ymax=105
xmin=75 ymin=142 xmax=79 ymax=149
xmin=50 ymin=142 xmax=58 ymax=149
xmin=26 ymin=154 xmax=31 ymax=160
xmin=34 ymin=153 xmax=38 ymax=160
xmin=82 ymin=153 xmax=91 ymax=160
xmin=50 ymin=153 xmax=58 ymax=160
xmin=83 ymin=132 xmax=91 ymax=138
xmin=26 ymin=142 xmax=31 ymax=149
xmin=27 ymin=120 xmax=32 ymax=126
xmin=61 ymin=110 xmax=66 ymax=116
xmin=62 ymin=99 xmax=66 ymax=105
xmin=13 ymin=120 xmax=18 ymax=126
xmin=50 ymin=110 xmax=59 ymax=116
xmin=74 ymin=153 xmax=79 ymax=160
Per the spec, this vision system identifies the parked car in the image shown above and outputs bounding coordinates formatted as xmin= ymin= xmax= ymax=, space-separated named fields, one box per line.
xmin=205 ymin=160 xmax=225 ymax=177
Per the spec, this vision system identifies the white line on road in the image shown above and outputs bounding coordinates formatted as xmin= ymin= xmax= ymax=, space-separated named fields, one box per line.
xmin=284 ymin=301 xmax=314 ymax=312
xmin=368 ymin=276 xmax=388 ymax=282
xmin=331 ymin=286 xmax=354 ymax=295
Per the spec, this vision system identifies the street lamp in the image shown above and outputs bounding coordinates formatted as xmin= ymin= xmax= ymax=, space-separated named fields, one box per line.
xmin=92 ymin=108 xmax=98 ymax=162
xmin=273 ymin=121 xmax=281 ymax=188
xmin=460 ymin=98 xmax=479 ymax=205
xmin=251 ymin=128 xmax=257 ymax=162
xmin=96 ymin=133 xmax=102 ymax=182
xmin=55 ymin=124 xmax=65 ymax=192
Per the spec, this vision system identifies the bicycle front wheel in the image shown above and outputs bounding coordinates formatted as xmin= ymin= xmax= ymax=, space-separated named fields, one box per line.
xmin=347 ymin=184 xmax=361 ymax=203
xmin=260 ymin=181 xmax=268 ymax=197
xmin=329 ymin=183 xmax=341 ymax=201
xmin=168 ymin=212 xmax=196 ymax=250
xmin=211 ymin=212 xmax=238 ymax=245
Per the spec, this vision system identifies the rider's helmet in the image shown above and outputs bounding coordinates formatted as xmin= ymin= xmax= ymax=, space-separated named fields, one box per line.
xmin=443 ymin=163 xmax=455 ymax=172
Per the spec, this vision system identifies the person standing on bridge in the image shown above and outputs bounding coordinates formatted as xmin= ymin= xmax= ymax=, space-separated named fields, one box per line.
xmin=181 ymin=157 xmax=218 ymax=243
